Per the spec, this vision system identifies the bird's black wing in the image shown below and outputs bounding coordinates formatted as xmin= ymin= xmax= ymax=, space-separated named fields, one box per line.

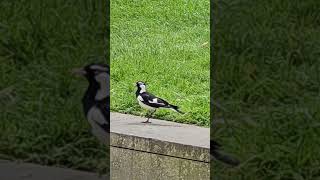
xmin=140 ymin=92 xmax=169 ymax=108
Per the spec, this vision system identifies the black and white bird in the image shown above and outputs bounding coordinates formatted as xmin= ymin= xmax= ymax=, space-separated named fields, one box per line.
xmin=72 ymin=63 xmax=109 ymax=145
xmin=135 ymin=81 xmax=183 ymax=123
xmin=211 ymin=140 xmax=240 ymax=166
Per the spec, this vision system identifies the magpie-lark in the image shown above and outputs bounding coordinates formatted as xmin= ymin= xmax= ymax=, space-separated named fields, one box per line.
xmin=211 ymin=140 xmax=240 ymax=166
xmin=72 ymin=63 xmax=109 ymax=145
xmin=136 ymin=81 xmax=183 ymax=123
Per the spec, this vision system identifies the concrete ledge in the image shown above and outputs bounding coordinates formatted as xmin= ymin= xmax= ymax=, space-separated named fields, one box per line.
xmin=111 ymin=112 xmax=209 ymax=149
xmin=110 ymin=112 xmax=210 ymax=179
xmin=0 ymin=160 xmax=107 ymax=180
xmin=111 ymin=132 xmax=209 ymax=162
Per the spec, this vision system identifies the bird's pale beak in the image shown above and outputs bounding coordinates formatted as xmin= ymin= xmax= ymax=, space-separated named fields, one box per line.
xmin=71 ymin=68 xmax=86 ymax=76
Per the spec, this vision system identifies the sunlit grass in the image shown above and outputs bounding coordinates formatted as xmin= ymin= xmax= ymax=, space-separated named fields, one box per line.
xmin=110 ymin=0 xmax=210 ymax=126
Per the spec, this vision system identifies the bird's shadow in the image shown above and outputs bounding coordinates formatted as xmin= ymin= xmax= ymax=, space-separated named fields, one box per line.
xmin=127 ymin=122 xmax=181 ymax=127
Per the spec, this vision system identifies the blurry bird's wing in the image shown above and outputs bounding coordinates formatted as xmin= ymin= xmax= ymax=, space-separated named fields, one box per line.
xmin=86 ymin=102 xmax=109 ymax=145
xmin=98 ymin=97 xmax=110 ymax=133
xmin=211 ymin=140 xmax=222 ymax=149
xmin=210 ymin=140 xmax=240 ymax=166
xmin=211 ymin=149 xmax=240 ymax=166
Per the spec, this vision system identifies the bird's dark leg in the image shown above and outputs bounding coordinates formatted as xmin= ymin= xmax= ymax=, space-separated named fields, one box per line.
xmin=142 ymin=109 xmax=156 ymax=123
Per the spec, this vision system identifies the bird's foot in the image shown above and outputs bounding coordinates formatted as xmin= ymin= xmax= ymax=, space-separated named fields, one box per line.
xmin=142 ymin=121 xmax=151 ymax=123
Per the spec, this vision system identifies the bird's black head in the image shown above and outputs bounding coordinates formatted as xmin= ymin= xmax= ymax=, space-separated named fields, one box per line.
xmin=72 ymin=63 xmax=109 ymax=101
xmin=136 ymin=81 xmax=147 ymax=95
xmin=72 ymin=63 xmax=109 ymax=80
xmin=136 ymin=81 xmax=147 ymax=90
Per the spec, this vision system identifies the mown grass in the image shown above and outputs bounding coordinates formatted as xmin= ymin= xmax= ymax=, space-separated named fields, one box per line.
xmin=0 ymin=0 xmax=108 ymax=174
xmin=212 ymin=0 xmax=320 ymax=179
xmin=110 ymin=0 xmax=210 ymax=126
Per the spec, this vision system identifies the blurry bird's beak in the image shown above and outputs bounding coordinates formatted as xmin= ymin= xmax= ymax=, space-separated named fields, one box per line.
xmin=71 ymin=68 xmax=86 ymax=76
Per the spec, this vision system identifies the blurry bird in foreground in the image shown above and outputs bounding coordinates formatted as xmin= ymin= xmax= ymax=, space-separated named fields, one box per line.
xmin=72 ymin=63 xmax=109 ymax=145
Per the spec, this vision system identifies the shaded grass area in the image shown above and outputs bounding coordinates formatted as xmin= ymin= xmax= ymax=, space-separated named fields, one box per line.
xmin=212 ymin=0 xmax=320 ymax=179
xmin=110 ymin=0 xmax=210 ymax=126
xmin=0 ymin=0 xmax=108 ymax=173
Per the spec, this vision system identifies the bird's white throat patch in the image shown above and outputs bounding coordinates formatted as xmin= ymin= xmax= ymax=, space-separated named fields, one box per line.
xmin=139 ymin=84 xmax=146 ymax=93
xmin=95 ymin=72 xmax=109 ymax=100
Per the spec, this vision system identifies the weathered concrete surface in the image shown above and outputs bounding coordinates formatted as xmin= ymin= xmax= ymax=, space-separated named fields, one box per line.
xmin=110 ymin=112 xmax=210 ymax=180
xmin=0 ymin=160 xmax=108 ymax=180
xmin=111 ymin=132 xmax=210 ymax=162
xmin=110 ymin=147 xmax=210 ymax=180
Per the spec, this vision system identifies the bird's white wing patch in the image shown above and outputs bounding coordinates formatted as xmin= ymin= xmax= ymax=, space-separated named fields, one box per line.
xmin=148 ymin=98 xmax=165 ymax=105
xmin=137 ymin=95 xmax=144 ymax=102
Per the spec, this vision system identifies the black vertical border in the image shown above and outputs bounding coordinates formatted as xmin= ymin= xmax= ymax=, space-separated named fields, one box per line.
xmin=105 ymin=0 xmax=110 ymax=178
xmin=210 ymin=0 xmax=214 ymax=178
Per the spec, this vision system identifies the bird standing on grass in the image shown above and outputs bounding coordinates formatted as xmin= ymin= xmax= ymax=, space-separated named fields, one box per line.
xmin=135 ymin=81 xmax=183 ymax=123
xmin=72 ymin=63 xmax=109 ymax=145
xmin=211 ymin=140 xmax=240 ymax=166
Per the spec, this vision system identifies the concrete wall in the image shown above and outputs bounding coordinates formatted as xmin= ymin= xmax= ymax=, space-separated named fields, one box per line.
xmin=111 ymin=146 xmax=209 ymax=180
xmin=110 ymin=113 xmax=210 ymax=180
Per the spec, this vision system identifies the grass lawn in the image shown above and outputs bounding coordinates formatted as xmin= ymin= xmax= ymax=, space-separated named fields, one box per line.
xmin=110 ymin=0 xmax=210 ymax=126
xmin=0 ymin=0 xmax=108 ymax=174
xmin=212 ymin=0 xmax=320 ymax=179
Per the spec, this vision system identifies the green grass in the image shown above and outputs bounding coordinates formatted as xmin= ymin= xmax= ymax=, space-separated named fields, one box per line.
xmin=0 ymin=0 xmax=108 ymax=174
xmin=110 ymin=0 xmax=210 ymax=126
xmin=212 ymin=0 xmax=320 ymax=179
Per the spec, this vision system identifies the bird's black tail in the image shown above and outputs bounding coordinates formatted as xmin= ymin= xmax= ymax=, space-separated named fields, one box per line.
xmin=168 ymin=104 xmax=184 ymax=114
xmin=211 ymin=149 xmax=240 ymax=166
